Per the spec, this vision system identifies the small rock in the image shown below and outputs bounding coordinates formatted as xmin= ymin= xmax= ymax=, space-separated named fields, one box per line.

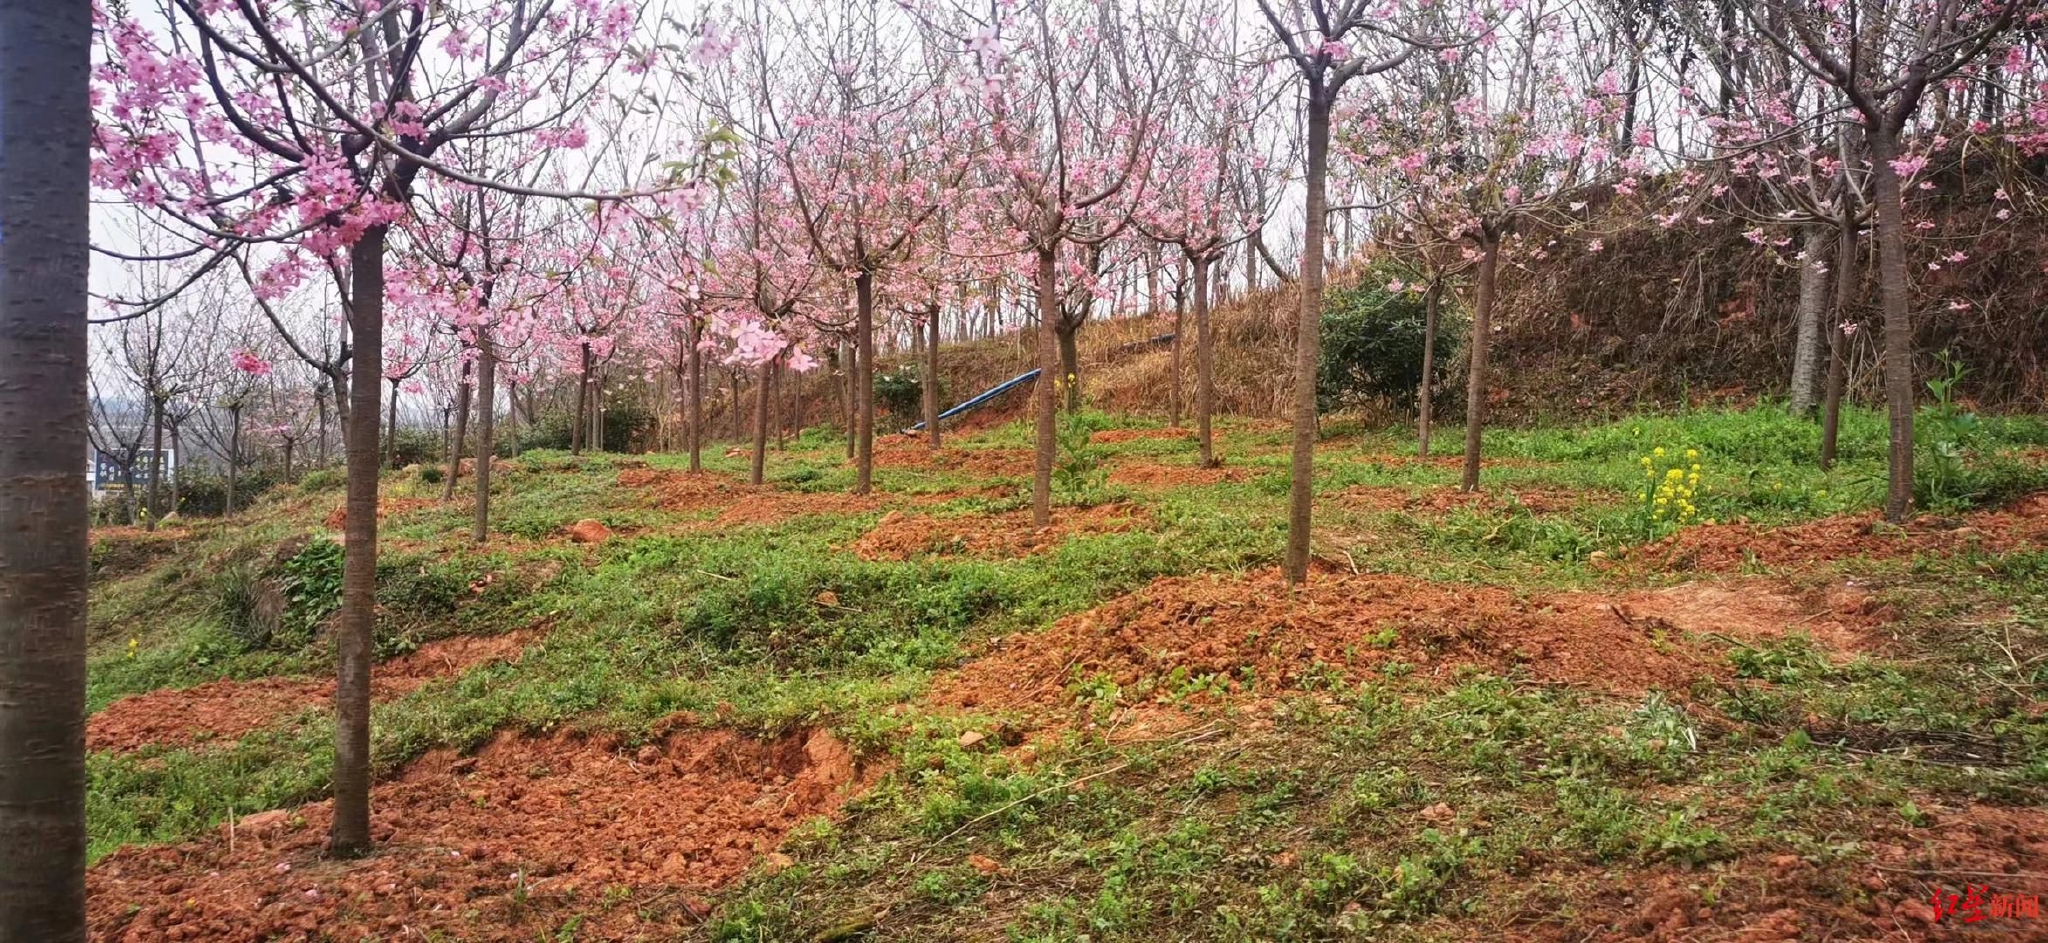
xmin=762 ymin=852 xmax=794 ymax=873
xmin=967 ymin=854 xmax=1003 ymax=875
xmin=566 ymin=519 xmax=612 ymax=543
xmin=815 ymin=590 xmax=841 ymax=608
xmin=1769 ymin=853 xmax=1804 ymax=871
xmin=957 ymin=730 xmax=987 ymax=750
xmin=238 ymin=810 xmax=290 ymax=836
xmin=1419 ymin=802 xmax=1455 ymax=824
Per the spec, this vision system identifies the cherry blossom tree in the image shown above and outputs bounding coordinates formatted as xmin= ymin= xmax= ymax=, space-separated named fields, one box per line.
xmin=1737 ymin=0 xmax=2039 ymax=520
xmin=90 ymin=0 xmax=719 ymax=855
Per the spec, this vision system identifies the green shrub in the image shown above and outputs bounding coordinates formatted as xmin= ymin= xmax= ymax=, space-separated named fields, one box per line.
xmin=386 ymin=427 xmax=443 ymax=468
xmin=299 ymin=468 xmax=346 ymax=491
xmin=279 ymin=539 xmax=344 ymax=645
xmin=874 ymin=366 xmax=942 ymax=419
xmin=519 ymin=401 xmax=658 ymax=452
xmin=1318 ymin=275 xmax=1462 ymax=414
xmin=172 ymin=467 xmax=281 ymax=517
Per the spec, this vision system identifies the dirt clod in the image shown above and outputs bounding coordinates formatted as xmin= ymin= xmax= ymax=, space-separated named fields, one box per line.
xmin=88 ymin=727 xmax=871 ymax=942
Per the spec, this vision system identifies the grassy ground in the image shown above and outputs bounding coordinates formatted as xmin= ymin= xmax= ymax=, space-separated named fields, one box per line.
xmin=84 ymin=404 xmax=2048 ymax=940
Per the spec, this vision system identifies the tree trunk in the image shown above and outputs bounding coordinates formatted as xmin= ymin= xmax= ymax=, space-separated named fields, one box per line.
xmin=853 ymin=272 xmax=876 ymax=494
xmin=570 ymin=343 xmax=589 ymax=455
xmin=1460 ymin=237 xmax=1502 ymax=492
xmin=226 ymin=405 xmax=242 ymax=516
xmin=1193 ymin=253 xmax=1216 ymax=467
xmin=925 ymin=303 xmax=941 ymax=449
xmin=772 ymin=357 xmax=786 ymax=451
xmin=750 ymin=360 xmax=770 ymax=486
xmin=1244 ymin=227 xmax=1260 ymax=293
xmin=169 ymin=422 xmax=182 ymax=515
xmin=729 ymin=369 xmax=745 ymax=442
xmin=332 ymin=225 xmax=387 ymax=857
xmin=1869 ymin=128 xmax=1916 ymax=522
xmin=316 ymin=383 xmax=329 ymax=467
xmin=687 ymin=319 xmax=704 ymax=472
xmin=0 ymin=4 xmax=92 ymax=931
xmin=1031 ymin=244 xmax=1060 ymax=526
xmin=1057 ymin=323 xmax=1081 ymax=412
xmin=839 ymin=341 xmax=854 ymax=460
xmin=1789 ymin=224 xmax=1829 ymax=417
xmin=385 ymin=379 xmax=400 ymax=469
xmin=1822 ymin=182 xmax=1858 ymax=470
xmin=472 ymin=329 xmax=495 ymax=544
xmin=1283 ymin=89 xmax=1332 ymax=585
xmin=442 ymin=358 xmax=471 ymax=500
xmin=1419 ymin=280 xmax=1440 ymax=457
xmin=1170 ymin=257 xmax=1186 ymax=427
xmin=146 ymin=395 xmax=164 ymax=530
xmin=590 ymin=374 xmax=605 ymax=452
xmin=283 ymin=439 xmax=295 ymax=483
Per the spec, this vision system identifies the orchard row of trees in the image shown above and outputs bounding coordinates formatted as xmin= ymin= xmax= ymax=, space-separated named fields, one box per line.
xmin=5 ymin=0 xmax=2047 ymax=936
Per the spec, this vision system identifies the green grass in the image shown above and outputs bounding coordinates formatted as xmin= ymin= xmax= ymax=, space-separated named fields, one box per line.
xmin=83 ymin=404 xmax=2048 ymax=939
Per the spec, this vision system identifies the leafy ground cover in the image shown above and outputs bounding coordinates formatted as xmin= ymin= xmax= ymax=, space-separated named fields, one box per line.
xmin=82 ymin=406 xmax=2048 ymax=941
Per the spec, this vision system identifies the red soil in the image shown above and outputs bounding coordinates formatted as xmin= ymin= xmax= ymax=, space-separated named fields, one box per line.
xmin=848 ymin=503 xmax=1150 ymax=561
xmin=1091 ymin=427 xmax=1195 ymax=445
xmin=1633 ymin=491 xmax=2048 ymax=573
xmin=87 ymin=727 xmax=870 ymax=942
xmin=1333 ymin=484 xmax=1618 ymax=515
xmin=933 ymin=570 xmax=1874 ymax=723
xmin=1108 ymin=461 xmax=1252 ymax=489
xmin=88 ymin=631 xmax=533 ymax=754
xmin=871 ymin=444 xmax=1037 ymax=477
xmin=323 ymin=497 xmax=439 ymax=531
xmin=709 ymin=491 xmax=890 ymax=528
xmin=1505 ymin=801 xmax=2048 ymax=941
xmin=617 ymin=467 xmax=748 ymax=513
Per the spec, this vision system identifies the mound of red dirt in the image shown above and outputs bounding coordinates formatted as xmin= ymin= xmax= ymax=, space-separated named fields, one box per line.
xmin=1091 ymin=427 xmax=1195 ymax=445
xmin=848 ymin=503 xmax=1150 ymax=561
xmin=1108 ymin=461 xmax=1252 ymax=489
xmin=710 ymin=491 xmax=890 ymax=529
xmin=87 ymin=727 xmax=871 ymax=942
xmin=617 ymin=467 xmax=748 ymax=513
xmin=934 ymin=571 xmax=1872 ymax=721
xmin=89 ymin=632 xmax=534 ymax=753
xmin=872 ymin=444 xmax=1036 ymax=477
xmin=1633 ymin=492 xmax=2048 ymax=573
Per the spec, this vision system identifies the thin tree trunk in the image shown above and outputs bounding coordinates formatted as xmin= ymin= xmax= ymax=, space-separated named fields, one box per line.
xmin=1419 ymin=280 xmax=1440 ymax=457
xmin=332 ymin=225 xmax=387 ymax=857
xmin=442 ymin=359 xmax=471 ymax=500
xmin=472 ymin=329 xmax=495 ymax=544
xmin=1869 ymin=129 xmax=1916 ymax=522
xmin=1822 ymin=192 xmax=1857 ymax=470
xmin=925 ymin=303 xmax=941 ymax=449
xmin=1057 ymin=323 xmax=1081 ymax=412
xmin=506 ymin=382 xmax=520 ymax=461
xmin=854 ymin=272 xmax=876 ymax=494
xmin=1032 ymin=244 xmax=1060 ymax=526
xmin=0 ymin=5 xmax=92 ymax=931
xmin=1194 ymin=253 xmax=1216 ymax=467
xmin=146 ymin=396 xmax=164 ymax=530
xmin=729 ymin=367 xmax=742 ymax=441
xmin=1789 ymin=224 xmax=1829 ymax=417
xmin=1283 ymin=90 xmax=1333 ymax=584
xmin=571 ymin=344 xmax=589 ymax=455
xmin=687 ymin=320 xmax=704 ymax=472
xmin=750 ymin=360 xmax=770 ymax=486
xmin=1244 ymin=227 xmax=1260 ymax=293
xmin=385 ymin=379 xmax=400 ymax=468
xmin=226 ymin=406 xmax=242 ymax=516
xmin=838 ymin=341 xmax=854 ymax=460
xmin=169 ymin=422 xmax=181 ymax=515
xmin=1170 ymin=257 xmax=1186 ymax=427
xmin=283 ymin=440 xmax=295 ymax=484
xmin=317 ymin=385 xmax=329 ymax=467
xmin=772 ymin=357 xmax=785 ymax=451
xmin=1461 ymin=236 xmax=1502 ymax=492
